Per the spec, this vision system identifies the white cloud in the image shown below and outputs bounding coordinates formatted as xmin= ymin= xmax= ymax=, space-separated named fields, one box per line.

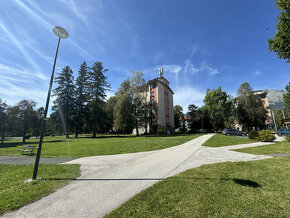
xmin=173 ymin=86 xmax=205 ymax=112
xmin=254 ymin=71 xmax=262 ymax=76
xmin=58 ymin=0 xmax=90 ymax=25
xmin=183 ymin=59 xmax=200 ymax=74
xmin=201 ymin=62 xmax=220 ymax=76
xmin=163 ymin=65 xmax=182 ymax=74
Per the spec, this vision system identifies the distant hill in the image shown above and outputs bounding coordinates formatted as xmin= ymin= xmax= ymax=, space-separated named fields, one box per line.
xmin=264 ymin=89 xmax=285 ymax=110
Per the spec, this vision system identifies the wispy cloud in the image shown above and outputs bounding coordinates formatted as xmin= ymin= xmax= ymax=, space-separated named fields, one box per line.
xmin=58 ymin=0 xmax=90 ymax=26
xmin=16 ymin=0 xmax=96 ymax=60
xmin=0 ymin=20 xmax=47 ymax=84
xmin=183 ymin=60 xmax=200 ymax=74
xmin=201 ymin=62 xmax=220 ymax=76
xmin=253 ymin=70 xmax=262 ymax=76
xmin=174 ymin=86 xmax=205 ymax=111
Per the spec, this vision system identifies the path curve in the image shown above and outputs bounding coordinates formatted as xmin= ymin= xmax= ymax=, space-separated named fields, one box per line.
xmin=2 ymin=134 xmax=272 ymax=218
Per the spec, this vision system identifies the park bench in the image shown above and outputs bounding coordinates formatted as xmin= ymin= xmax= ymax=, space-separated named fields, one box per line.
xmin=17 ymin=145 xmax=36 ymax=155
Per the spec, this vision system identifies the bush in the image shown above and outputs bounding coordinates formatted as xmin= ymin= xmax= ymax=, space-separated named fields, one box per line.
xmin=286 ymin=135 xmax=290 ymax=143
xmin=258 ymin=130 xmax=275 ymax=142
xmin=248 ymin=130 xmax=259 ymax=139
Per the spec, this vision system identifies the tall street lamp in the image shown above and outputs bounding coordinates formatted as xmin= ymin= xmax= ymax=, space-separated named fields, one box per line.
xmin=32 ymin=26 xmax=68 ymax=180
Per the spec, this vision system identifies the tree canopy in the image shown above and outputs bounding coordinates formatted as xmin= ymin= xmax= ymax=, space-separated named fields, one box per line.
xmin=268 ymin=0 xmax=290 ymax=62
xmin=203 ymin=87 xmax=232 ymax=131
xmin=236 ymin=82 xmax=267 ymax=130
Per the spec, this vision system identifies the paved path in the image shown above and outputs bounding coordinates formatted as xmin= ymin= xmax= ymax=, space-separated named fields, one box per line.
xmin=2 ymin=134 xmax=273 ymax=218
xmin=0 ymin=156 xmax=77 ymax=165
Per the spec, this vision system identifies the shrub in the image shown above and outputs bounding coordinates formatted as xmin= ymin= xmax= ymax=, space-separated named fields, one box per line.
xmin=258 ymin=130 xmax=275 ymax=142
xmin=248 ymin=130 xmax=259 ymax=139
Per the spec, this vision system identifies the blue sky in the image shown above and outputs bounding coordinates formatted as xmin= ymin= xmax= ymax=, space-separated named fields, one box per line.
xmin=0 ymin=0 xmax=289 ymax=113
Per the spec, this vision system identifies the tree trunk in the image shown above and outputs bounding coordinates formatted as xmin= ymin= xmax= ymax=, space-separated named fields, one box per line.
xmin=135 ymin=121 xmax=139 ymax=136
xmin=123 ymin=129 xmax=125 ymax=135
xmin=93 ymin=120 xmax=96 ymax=138
xmin=75 ymin=129 xmax=78 ymax=138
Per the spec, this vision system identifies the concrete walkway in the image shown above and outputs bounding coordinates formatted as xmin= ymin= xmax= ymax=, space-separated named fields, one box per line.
xmin=2 ymin=134 xmax=273 ymax=218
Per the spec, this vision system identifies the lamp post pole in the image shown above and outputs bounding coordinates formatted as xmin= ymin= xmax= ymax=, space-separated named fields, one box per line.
xmin=32 ymin=26 xmax=68 ymax=180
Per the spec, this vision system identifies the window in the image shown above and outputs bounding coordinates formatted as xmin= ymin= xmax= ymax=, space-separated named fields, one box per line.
xmin=151 ymin=91 xmax=154 ymax=96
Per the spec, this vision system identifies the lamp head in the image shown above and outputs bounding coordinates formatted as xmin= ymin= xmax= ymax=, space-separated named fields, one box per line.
xmin=53 ymin=26 xmax=68 ymax=39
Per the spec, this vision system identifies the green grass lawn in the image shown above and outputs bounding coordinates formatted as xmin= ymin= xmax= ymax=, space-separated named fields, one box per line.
xmin=107 ymin=157 xmax=290 ymax=217
xmin=234 ymin=141 xmax=290 ymax=155
xmin=202 ymin=133 xmax=257 ymax=147
xmin=0 ymin=134 xmax=202 ymax=157
xmin=0 ymin=164 xmax=80 ymax=215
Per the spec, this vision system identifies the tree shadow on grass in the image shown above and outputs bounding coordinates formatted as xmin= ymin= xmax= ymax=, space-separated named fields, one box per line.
xmin=0 ymin=140 xmax=66 ymax=148
xmin=166 ymin=177 xmax=261 ymax=188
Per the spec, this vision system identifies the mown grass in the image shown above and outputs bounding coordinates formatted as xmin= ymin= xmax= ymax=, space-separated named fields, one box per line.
xmin=234 ymin=141 xmax=290 ymax=155
xmin=0 ymin=134 xmax=202 ymax=157
xmin=0 ymin=164 xmax=80 ymax=215
xmin=107 ymin=157 xmax=290 ymax=217
xmin=202 ymin=133 xmax=257 ymax=147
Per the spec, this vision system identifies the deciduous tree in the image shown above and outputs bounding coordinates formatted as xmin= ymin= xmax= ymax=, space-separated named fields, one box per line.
xmin=268 ymin=0 xmax=290 ymax=62
xmin=283 ymin=82 xmax=290 ymax=116
xmin=203 ymin=87 xmax=232 ymax=131
xmin=0 ymin=98 xmax=8 ymax=143
xmin=236 ymin=82 xmax=267 ymax=130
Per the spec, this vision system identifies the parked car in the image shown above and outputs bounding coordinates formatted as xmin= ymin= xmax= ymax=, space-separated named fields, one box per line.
xmin=222 ymin=128 xmax=247 ymax=136
xmin=276 ymin=129 xmax=290 ymax=136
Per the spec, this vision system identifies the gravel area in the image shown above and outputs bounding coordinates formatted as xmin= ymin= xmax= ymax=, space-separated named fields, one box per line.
xmin=0 ymin=156 xmax=77 ymax=165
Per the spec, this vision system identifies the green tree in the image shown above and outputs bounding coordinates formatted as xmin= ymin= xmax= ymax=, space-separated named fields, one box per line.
xmin=0 ymin=98 xmax=8 ymax=143
xmin=236 ymin=82 xmax=267 ymax=130
xmin=271 ymin=109 xmax=283 ymax=129
xmin=283 ymin=82 xmax=290 ymax=116
xmin=174 ymin=105 xmax=183 ymax=130
xmin=53 ymin=66 xmax=76 ymax=138
xmin=105 ymin=96 xmax=118 ymax=132
xmin=130 ymin=72 xmax=148 ymax=136
xmin=187 ymin=104 xmax=203 ymax=132
xmin=6 ymin=105 xmax=20 ymax=137
xmin=17 ymin=100 xmax=37 ymax=142
xmin=114 ymin=93 xmax=134 ymax=134
xmin=268 ymin=0 xmax=290 ymax=62
xmin=87 ymin=62 xmax=111 ymax=138
xmin=74 ymin=61 xmax=89 ymax=138
xmin=32 ymin=107 xmax=44 ymax=137
xmin=204 ymin=87 xmax=232 ymax=132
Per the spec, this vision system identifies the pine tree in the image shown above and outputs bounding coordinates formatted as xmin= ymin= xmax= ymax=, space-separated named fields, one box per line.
xmin=74 ymin=61 xmax=89 ymax=138
xmin=87 ymin=62 xmax=111 ymax=138
xmin=52 ymin=66 xmax=76 ymax=138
